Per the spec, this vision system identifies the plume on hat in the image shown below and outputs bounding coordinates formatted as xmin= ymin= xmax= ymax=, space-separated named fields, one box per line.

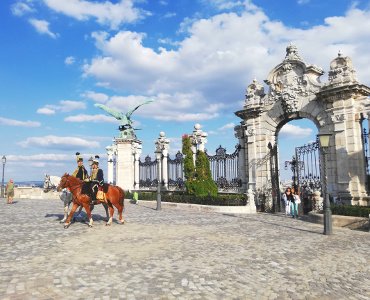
xmin=76 ymin=152 xmax=83 ymax=162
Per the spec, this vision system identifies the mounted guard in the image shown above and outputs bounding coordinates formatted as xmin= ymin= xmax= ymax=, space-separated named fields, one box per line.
xmin=89 ymin=155 xmax=105 ymax=204
xmin=72 ymin=152 xmax=88 ymax=181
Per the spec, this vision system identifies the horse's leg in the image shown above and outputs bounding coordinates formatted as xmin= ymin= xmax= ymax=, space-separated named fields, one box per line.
xmin=106 ymin=203 xmax=114 ymax=226
xmin=64 ymin=203 xmax=79 ymax=229
xmin=103 ymin=203 xmax=109 ymax=222
xmin=83 ymin=202 xmax=94 ymax=228
xmin=60 ymin=203 xmax=69 ymax=223
xmin=117 ymin=202 xmax=125 ymax=224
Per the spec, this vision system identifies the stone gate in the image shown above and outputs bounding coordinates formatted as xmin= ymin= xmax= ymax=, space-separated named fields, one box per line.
xmin=235 ymin=44 xmax=370 ymax=207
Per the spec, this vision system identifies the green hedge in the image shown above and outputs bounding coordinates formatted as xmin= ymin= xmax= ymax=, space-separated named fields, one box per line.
xmin=331 ymin=204 xmax=370 ymax=218
xmin=125 ymin=191 xmax=246 ymax=206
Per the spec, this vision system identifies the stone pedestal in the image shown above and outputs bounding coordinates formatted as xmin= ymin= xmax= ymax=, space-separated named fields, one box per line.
xmin=115 ymin=138 xmax=142 ymax=191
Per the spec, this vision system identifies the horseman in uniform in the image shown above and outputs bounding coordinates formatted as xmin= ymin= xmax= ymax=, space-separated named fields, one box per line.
xmin=72 ymin=152 xmax=88 ymax=181
xmin=90 ymin=155 xmax=104 ymax=204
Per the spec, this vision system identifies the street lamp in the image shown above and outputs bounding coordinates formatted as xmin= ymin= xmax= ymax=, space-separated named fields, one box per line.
xmin=317 ymin=132 xmax=332 ymax=235
xmin=88 ymin=156 xmax=94 ymax=175
xmin=155 ymin=150 xmax=162 ymax=211
xmin=1 ymin=155 xmax=6 ymax=198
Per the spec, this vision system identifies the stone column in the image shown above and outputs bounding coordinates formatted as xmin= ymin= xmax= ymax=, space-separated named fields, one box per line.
xmin=106 ymin=144 xmax=115 ymax=184
xmin=155 ymin=132 xmax=170 ymax=189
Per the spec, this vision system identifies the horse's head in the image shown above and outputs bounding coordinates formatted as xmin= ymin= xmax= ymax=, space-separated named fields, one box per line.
xmin=43 ymin=174 xmax=51 ymax=192
xmin=57 ymin=173 xmax=69 ymax=192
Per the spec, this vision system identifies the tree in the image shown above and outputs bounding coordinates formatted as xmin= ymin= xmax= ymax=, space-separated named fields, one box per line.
xmin=182 ymin=135 xmax=217 ymax=197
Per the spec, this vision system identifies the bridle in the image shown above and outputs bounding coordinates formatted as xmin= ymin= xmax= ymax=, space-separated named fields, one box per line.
xmin=60 ymin=175 xmax=81 ymax=194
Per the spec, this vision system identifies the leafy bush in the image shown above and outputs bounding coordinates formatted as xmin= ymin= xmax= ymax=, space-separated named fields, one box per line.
xmin=331 ymin=204 xmax=370 ymax=218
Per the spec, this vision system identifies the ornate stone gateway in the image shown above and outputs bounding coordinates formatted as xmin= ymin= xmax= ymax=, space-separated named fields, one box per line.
xmin=235 ymin=44 xmax=370 ymax=207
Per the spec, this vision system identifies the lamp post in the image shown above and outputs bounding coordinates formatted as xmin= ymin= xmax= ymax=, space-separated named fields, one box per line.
xmin=1 ymin=155 xmax=6 ymax=198
xmin=88 ymin=156 xmax=93 ymax=175
xmin=318 ymin=132 xmax=332 ymax=235
xmin=155 ymin=150 xmax=162 ymax=211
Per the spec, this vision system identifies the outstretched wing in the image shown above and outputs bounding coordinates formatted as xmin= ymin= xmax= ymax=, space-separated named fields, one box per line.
xmin=126 ymin=100 xmax=154 ymax=118
xmin=95 ymin=103 xmax=124 ymax=120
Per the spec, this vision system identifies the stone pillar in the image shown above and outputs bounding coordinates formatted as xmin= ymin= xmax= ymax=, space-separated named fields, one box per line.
xmin=155 ymin=132 xmax=170 ymax=189
xmin=106 ymin=145 xmax=115 ymax=184
xmin=234 ymin=124 xmax=247 ymax=192
xmin=115 ymin=138 xmax=142 ymax=191
xmin=132 ymin=141 xmax=142 ymax=190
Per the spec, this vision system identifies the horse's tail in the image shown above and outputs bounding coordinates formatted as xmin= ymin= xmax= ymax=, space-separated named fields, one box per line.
xmin=115 ymin=186 xmax=125 ymax=211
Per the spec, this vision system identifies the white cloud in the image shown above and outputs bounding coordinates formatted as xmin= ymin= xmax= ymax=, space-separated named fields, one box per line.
xmin=82 ymin=5 xmax=370 ymax=125
xmin=18 ymin=135 xmax=100 ymax=149
xmin=43 ymin=0 xmax=147 ymax=30
xmin=37 ymin=107 xmax=55 ymax=115
xmin=64 ymin=56 xmax=75 ymax=65
xmin=37 ymin=100 xmax=86 ymax=114
xmin=82 ymin=91 xmax=109 ymax=103
xmin=64 ymin=114 xmax=118 ymax=123
xmin=29 ymin=18 xmax=58 ymax=38
xmin=297 ymin=0 xmax=310 ymax=4
xmin=0 ymin=117 xmax=41 ymax=127
xmin=279 ymin=124 xmax=313 ymax=139
xmin=11 ymin=1 xmax=35 ymax=16
xmin=59 ymin=100 xmax=86 ymax=112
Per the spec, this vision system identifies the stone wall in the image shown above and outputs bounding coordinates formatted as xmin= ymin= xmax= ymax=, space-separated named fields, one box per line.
xmin=14 ymin=187 xmax=60 ymax=200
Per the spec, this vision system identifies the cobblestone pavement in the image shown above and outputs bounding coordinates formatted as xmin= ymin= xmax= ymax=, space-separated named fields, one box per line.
xmin=0 ymin=198 xmax=369 ymax=300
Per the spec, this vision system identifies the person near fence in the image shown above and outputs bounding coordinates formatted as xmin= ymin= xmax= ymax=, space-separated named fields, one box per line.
xmin=72 ymin=152 xmax=88 ymax=181
xmin=291 ymin=187 xmax=300 ymax=218
xmin=6 ymin=179 xmax=14 ymax=204
xmin=89 ymin=155 xmax=104 ymax=204
xmin=282 ymin=187 xmax=293 ymax=216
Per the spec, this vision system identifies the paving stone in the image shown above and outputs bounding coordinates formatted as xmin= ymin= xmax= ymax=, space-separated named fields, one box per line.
xmin=0 ymin=198 xmax=369 ymax=299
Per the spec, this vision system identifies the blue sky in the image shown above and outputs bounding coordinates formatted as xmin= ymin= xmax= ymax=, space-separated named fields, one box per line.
xmin=1 ymin=0 xmax=370 ymax=182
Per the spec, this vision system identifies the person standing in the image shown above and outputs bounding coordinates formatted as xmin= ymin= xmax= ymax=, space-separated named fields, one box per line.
xmin=6 ymin=179 xmax=14 ymax=204
xmin=291 ymin=187 xmax=300 ymax=219
xmin=89 ymin=155 xmax=104 ymax=203
xmin=282 ymin=188 xmax=294 ymax=216
xmin=72 ymin=152 xmax=88 ymax=181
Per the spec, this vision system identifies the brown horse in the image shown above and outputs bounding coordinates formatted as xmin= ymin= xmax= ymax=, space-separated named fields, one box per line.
xmin=57 ymin=173 xmax=125 ymax=228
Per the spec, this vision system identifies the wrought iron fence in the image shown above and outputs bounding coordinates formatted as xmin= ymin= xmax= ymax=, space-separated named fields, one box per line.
xmin=167 ymin=151 xmax=185 ymax=190
xmin=139 ymin=155 xmax=158 ymax=188
xmin=206 ymin=145 xmax=242 ymax=191
xmin=138 ymin=145 xmax=242 ymax=192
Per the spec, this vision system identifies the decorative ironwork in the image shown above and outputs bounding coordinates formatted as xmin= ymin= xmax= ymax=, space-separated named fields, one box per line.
xmin=206 ymin=144 xmax=242 ymax=191
xmin=269 ymin=142 xmax=280 ymax=212
xmin=139 ymin=155 xmax=158 ymax=188
xmin=295 ymin=139 xmax=322 ymax=193
xmin=168 ymin=151 xmax=185 ymax=190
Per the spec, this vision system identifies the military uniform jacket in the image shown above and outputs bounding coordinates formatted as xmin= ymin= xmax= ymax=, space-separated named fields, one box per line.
xmin=72 ymin=165 xmax=88 ymax=181
xmin=90 ymin=168 xmax=104 ymax=185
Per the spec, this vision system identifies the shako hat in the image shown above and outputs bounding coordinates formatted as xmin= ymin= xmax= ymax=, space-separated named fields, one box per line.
xmin=76 ymin=152 xmax=83 ymax=162
xmin=93 ymin=155 xmax=100 ymax=165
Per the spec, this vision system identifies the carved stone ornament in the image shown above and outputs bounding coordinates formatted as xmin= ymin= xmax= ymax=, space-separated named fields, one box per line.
xmin=262 ymin=44 xmax=323 ymax=110
xmin=234 ymin=125 xmax=244 ymax=139
xmin=331 ymin=113 xmax=346 ymax=123
xmin=327 ymin=51 xmax=358 ymax=86
xmin=245 ymin=79 xmax=265 ymax=106
xmin=245 ymin=128 xmax=255 ymax=137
